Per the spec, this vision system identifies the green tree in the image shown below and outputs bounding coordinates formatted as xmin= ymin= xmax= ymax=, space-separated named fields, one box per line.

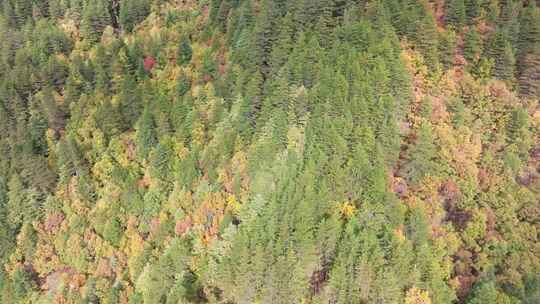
xmin=13 ymin=0 xmax=33 ymax=26
xmin=81 ymin=0 xmax=111 ymax=43
xmin=439 ymin=28 xmax=457 ymax=69
xmin=176 ymin=36 xmax=192 ymax=66
xmin=6 ymin=174 xmax=26 ymax=231
xmin=415 ymin=11 xmax=440 ymax=70
xmin=464 ymin=26 xmax=482 ymax=65
xmin=517 ymin=4 xmax=540 ymax=97
xmin=402 ymin=122 xmax=439 ymax=184
xmin=465 ymin=0 xmax=481 ymax=22
xmin=487 ymin=27 xmax=516 ymax=80
xmin=11 ymin=266 xmax=36 ymax=301
xmin=135 ymin=106 xmax=158 ymax=160
xmin=446 ymin=0 xmax=466 ymax=28
xmin=119 ymin=0 xmax=150 ymax=32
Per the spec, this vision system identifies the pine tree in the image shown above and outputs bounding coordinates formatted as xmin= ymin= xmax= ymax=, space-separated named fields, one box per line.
xmin=517 ymin=4 xmax=540 ymax=97
xmin=176 ymin=36 xmax=192 ymax=66
xmin=81 ymin=0 xmax=111 ymax=43
xmin=13 ymin=0 xmax=33 ymax=27
xmin=439 ymin=28 xmax=457 ymax=69
xmin=119 ymin=0 xmax=150 ymax=32
xmin=231 ymin=0 xmax=255 ymax=47
xmin=517 ymin=3 xmax=540 ymax=68
xmin=118 ymin=74 xmax=143 ymax=127
xmin=415 ymin=11 xmax=440 ymax=70
xmin=402 ymin=122 xmax=438 ymax=184
xmin=2 ymin=0 xmax=16 ymax=27
xmin=6 ymin=174 xmax=25 ymax=231
xmin=465 ymin=0 xmax=481 ymax=22
xmin=507 ymin=107 xmax=529 ymax=144
xmin=518 ymin=52 xmax=540 ymax=98
xmin=48 ymin=0 xmax=66 ymax=18
xmin=135 ymin=106 xmax=157 ymax=160
xmin=201 ymin=50 xmax=217 ymax=82
xmin=487 ymin=27 xmax=516 ymax=80
xmin=176 ymin=73 xmax=192 ymax=97
xmin=11 ymin=266 xmax=36 ymax=301
xmin=464 ymin=26 xmax=482 ymax=64
xmin=446 ymin=0 xmax=467 ymax=28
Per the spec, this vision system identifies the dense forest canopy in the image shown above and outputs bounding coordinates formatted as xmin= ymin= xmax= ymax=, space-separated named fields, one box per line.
xmin=0 ymin=0 xmax=538 ymax=303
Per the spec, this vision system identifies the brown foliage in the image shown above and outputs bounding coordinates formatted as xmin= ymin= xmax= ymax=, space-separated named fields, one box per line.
xmin=44 ymin=212 xmax=65 ymax=233
xmin=175 ymin=217 xmax=193 ymax=236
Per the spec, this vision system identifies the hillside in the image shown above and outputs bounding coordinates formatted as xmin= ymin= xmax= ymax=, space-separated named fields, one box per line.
xmin=0 ymin=0 xmax=539 ymax=303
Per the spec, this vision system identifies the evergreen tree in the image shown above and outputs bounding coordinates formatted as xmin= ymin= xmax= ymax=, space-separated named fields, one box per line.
xmin=176 ymin=36 xmax=193 ymax=66
xmin=6 ymin=174 xmax=25 ymax=231
xmin=402 ymin=122 xmax=438 ymax=184
xmin=464 ymin=26 xmax=482 ymax=64
xmin=13 ymin=0 xmax=33 ymax=26
xmin=487 ymin=27 xmax=516 ymax=80
xmin=135 ymin=106 xmax=158 ymax=160
xmin=439 ymin=28 xmax=457 ymax=69
xmin=81 ymin=0 xmax=111 ymax=43
xmin=517 ymin=4 xmax=540 ymax=97
xmin=119 ymin=0 xmax=150 ymax=32
xmin=518 ymin=52 xmax=540 ymax=98
xmin=446 ymin=0 xmax=467 ymax=28
xmin=465 ymin=0 xmax=481 ymax=22
xmin=415 ymin=11 xmax=440 ymax=70
xmin=0 ymin=1 xmax=538 ymax=303
xmin=11 ymin=266 xmax=36 ymax=301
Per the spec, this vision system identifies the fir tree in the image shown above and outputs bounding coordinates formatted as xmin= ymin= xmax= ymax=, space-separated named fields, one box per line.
xmin=135 ymin=106 xmax=158 ymax=160
xmin=81 ymin=0 xmax=111 ymax=43
xmin=402 ymin=122 xmax=438 ymax=184
xmin=439 ymin=28 xmax=457 ymax=69
xmin=517 ymin=3 xmax=540 ymax=97
xmin=176 ymin=36 xmax=193 ymax=66
xmin=464 ymin=26 xmax=482 ymax=64
xmin=487 ymin=27 xmax=516 ymax=80
xmin=465 ymin=0 xmax=481 ymax=22
xmin=446 ymin=0 xmax=467 ymax=28
xmin=415 ymin=11 xmax=440 ymax=70
xmin=119 ymin=0 xmax=150 ymax=32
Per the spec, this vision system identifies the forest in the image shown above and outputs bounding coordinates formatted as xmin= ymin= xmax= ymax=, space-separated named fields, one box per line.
xmin=0 ymin=0 xmax=538 ymax=303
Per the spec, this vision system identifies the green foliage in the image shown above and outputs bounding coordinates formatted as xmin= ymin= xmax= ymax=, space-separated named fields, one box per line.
xmin=177 ymin=36 xmax=193 ymax=66
xmin=11 ymin=266 xmax=36 ymax=301
xmin=0 ymin=1 xmax=538 ymax=303
xmin=415 ymin=11 xmax=440 ymax=70
xmin=402 ymin=121 xmax=439 ymax=184
xmin=487 ymin=26 xmax=516 ymax=80
xmin=439 ymin=27 xmax=457 ymax=69
xmin=120 ymin=0 xmax=151 ymax=32
xmin=135 ymin=106 xmax=158 ymax=160
xmin=464 ymin=26 xmax=482 ymax=64
xmin=81 ymin=0 xmax=111 ymax=43
xmin=446 ymin=0 xmax=467 ymax=28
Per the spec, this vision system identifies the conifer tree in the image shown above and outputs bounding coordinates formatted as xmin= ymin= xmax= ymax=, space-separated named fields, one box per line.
xmin=446 ymin=0 xmax=467 ymax=28
xmin=465 ymin=0 xmax=481 ymax=22
xmin=464 ymin=26 xmax=482 ymax=64
xmin=81 ymin=0 xmax=111 ymax=43
xmin=176 ymin=36 xmax=192 ymax=66
xmin=6 ymin=174 xmax=25 ymax=231
xmin=135 ymin=106 xmax=158 ymax=160
xmin=13 ymin=0 xmax=32 ymax=27
xmin=518 ymin=52 xmax=540 ymax=98
xmin=487 ymin=27 xmax=516 ymax=80
xmin=119 ymin=0 xmax=150 ymax=32
xmin=402 ymin=122 xmax=438 ymax=184
xmin=517 ymin=4 xmax=540 ymax=97
xmin=415 ymin=11 xmax=440 ymax=70
xmin=440 ymin=28 xmax=457 ymax=69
